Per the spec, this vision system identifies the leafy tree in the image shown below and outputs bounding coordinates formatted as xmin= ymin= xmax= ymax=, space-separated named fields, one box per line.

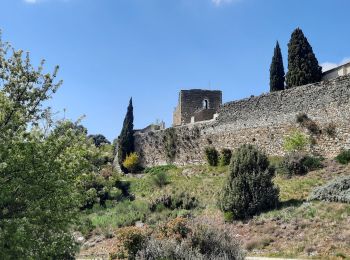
xmin=285 ymin=28 xmax=322 ymax=88
xmin=270 ymin=41 xmax=285 ymax=92
xmin=118 ymin=98 xmax=135 ymax=173
xmin=0 ymin=33 xmax=89 ymax=258
xmin=219 ymin=145 xmax=279 ymax=220
xmin=88 ymin=134 xmax=111 ymax=147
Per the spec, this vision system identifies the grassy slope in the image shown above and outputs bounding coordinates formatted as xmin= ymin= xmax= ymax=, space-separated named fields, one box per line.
xmin=83 ymin=161 xmax=350 ymax=259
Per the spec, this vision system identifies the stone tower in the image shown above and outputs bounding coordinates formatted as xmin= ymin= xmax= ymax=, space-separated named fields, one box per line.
xmin=173 ymin=89 xmax=222 ymax=126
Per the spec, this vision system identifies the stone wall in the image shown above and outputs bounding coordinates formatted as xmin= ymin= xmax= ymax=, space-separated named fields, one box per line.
xmin=135 ymin=75 xmax=350 ymax=167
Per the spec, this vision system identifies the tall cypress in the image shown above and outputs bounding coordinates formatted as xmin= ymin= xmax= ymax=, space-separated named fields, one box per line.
xmin=118 ymin=98 xmax=135 ymax=173
xmin=285 ymin=28 xmax=322 ymax=88
xmin=270 ymin=41 xmax=285 ymax=92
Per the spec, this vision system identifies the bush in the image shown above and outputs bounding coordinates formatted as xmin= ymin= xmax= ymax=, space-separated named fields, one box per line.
xmin=205 ymin=147 xmax=219 ymax=166
xmin=324 ymin=122 xmax=336 ymax=137
xmin=78 ymin=168 xmax=123 ymax=209
xmin=296 ymin=113 xmax=320 ymax=135
xmin=137 ymin=219 xmax=245 ymax=260
xmin=219 ymin=148 xmax=232 ymax=166
xmin=280 ymin=152 xmax=322 ymax=176
xmin=335 ymin=150 xmax=350 ymax=164
xmin=152 ymin=172 xmax=169 ymax=188
xmin=219 ymin=144 xmax=279 ymax=220
xmin=149 ymin=192 xmax=198 ymax=212
xmin=116 ymin=226 xmax=149 ymax=260
xmin=309 ymin=176 xmax=350 ymax=203
xmin=283 ymin=130 xmax=309 ymax=152
xmin=123 ymin=152 xmax=140 ymax=173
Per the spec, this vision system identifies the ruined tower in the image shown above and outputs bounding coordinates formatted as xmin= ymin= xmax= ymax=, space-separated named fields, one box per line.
xmin=173 ymin=89 xmax=222 ymax=126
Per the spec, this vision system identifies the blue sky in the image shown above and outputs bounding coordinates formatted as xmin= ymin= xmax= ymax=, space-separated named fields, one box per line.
xmin=1 ymin=0 xmax=349 ymax=141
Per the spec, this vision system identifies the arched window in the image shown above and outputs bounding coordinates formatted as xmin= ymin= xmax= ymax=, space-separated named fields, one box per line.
xmin=203 ymin=99 xmax=209 ymax=109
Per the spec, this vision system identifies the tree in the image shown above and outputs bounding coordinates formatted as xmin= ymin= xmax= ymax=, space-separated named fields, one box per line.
xmin=270 ymin=41 xmax=285 ymax=92
xmin=88 ymin=134 xmax=111 ymax=147
xmin=285 ymin=28 xmax=322 ymax=88
xmin=0 ymin=33 xmax=89 ymax=258
xmin=118 ymin=98 xmax=135 ymax=173
xmin=218 ymin=145 xmax=279 ymax=220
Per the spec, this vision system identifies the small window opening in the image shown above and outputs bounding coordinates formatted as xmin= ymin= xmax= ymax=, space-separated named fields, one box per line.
xmin=203 ymin=99 xmax=209 ymax=109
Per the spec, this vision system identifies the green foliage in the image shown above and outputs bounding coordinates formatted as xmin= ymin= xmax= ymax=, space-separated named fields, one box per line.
xmin=219 ymin=144 xmax=279 ymax=220
xmin=205 ymin=146 xmax=219 ymax=166
xmin=335 ymin=150 xmax=350 ymax=164
xmin=88 ymin=200 xmax=150 ymax=230
xmin=77 ymin=165 xmax=123 ymax=209
xmin=144 ymin=165 xmax=177 ymax=174
xmin=309 ymin=176 xmax=350 ymax=203
xmin=270 ymin=41 xmax=285 ymax=92
xmin=219 ymin=148 xmax=232 ymax=166
xmin=164 ymin=128 xmax=177 ymax=163
xmin=152 ymin=172 xmax=169 ymax=188
xmin=88 ymin=134 xmax=110 ymax=147
xmin=0 ymin=34 xmax=88 ymax=259
xmin=118 ymin=98 xmax=135 ymax=173
xmin=149 ymin=191 xmax=198 ymax=212
xmin=280 ymin=152 xmax=322 ymax=176
xmin=285 ymin=28 xmax=322 ymax=88
xmin=123 ymin=152 xmax=140 ymax=173
xmin=283 ymin=130 xmax=309 ymax=152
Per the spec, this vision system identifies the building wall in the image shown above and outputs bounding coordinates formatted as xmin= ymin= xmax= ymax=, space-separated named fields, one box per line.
xmin=136 ymin=75 xmax=350 ymax=167
xmin=322 ymin=63 xmax=350 ymax=80
xmin=173 ymin=89 xmax=222 ymax=126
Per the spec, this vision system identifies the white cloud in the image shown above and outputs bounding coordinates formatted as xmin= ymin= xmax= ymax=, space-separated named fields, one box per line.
xmin=321 ymin=57 xmax=350 ymax=72
xmin=24 ymin=0 xmax=39 ymax=3
xmin=211 ymin=0 xmax=241 ymax=6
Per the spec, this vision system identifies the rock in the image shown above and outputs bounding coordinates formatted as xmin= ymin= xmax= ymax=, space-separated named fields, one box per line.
xmin=135 ymin=221 xmax=145 ymax=228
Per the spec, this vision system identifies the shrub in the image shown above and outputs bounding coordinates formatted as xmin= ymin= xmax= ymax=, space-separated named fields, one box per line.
xmin=280 ymin=152 xmax=322 ymax=176
xmin=219 ymin=144 xmax=279 ymax=220
xmin=205 ymin=147 xmax=219 ymax=166
xmin=296 ymin=113 xmax=320 ymax=135
xmin=283 ymin=130 xmax=309 ymax=152
xmin=123 ymin=152 xmax=140 ymax=173
xmin=78 ymin=169 xmax=123 ymax=209
xmin=157 ymin=217 xmax=191 ymax=241
xmin=149 ymin=192 xmax=198 ymax=212
xmin=152 ymin=172 xmax=169 ymax=188
xmin=324 ymin=122 xmax=336 ymax=137
xmin=303 ymin=155 xmax=323 ymax=170
xmin=137 ymin=219 xmax=245 ymax=260
xmin=335 ymin=149 xmax=350 ymax=165
xmin=309 ymin=176 xmax=350 ymax=203
xmin=219 ymin=148 xmax=232 ymax=166
xmin=117 ymin=226 xmax=149 ymax=259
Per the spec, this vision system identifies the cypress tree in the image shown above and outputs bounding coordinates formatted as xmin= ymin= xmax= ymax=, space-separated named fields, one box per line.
xmin=270 ymin=41 xmax=285 ymax=92
xmin=285 ymin=28 xmax=322 ymax=88
xmin=118 ymin=98 xmax=135 ymax=173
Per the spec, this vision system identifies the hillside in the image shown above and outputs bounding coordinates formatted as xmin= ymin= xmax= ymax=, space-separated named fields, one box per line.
xmin=78 ymin=159 xmax=350 ymax=259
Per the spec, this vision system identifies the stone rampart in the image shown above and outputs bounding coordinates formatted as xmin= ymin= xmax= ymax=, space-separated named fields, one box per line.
xmin=135 ymin=76 xmax=350 ymax=167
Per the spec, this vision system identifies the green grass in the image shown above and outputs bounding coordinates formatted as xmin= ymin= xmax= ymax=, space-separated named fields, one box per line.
xmin=86 ymin=200 xmax=150 ymax=232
